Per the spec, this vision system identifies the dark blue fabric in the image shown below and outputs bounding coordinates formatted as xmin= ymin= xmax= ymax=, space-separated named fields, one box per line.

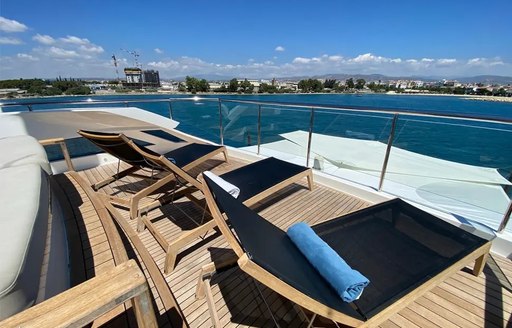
xmin=287 ymin=222 xmax=370 ymax=302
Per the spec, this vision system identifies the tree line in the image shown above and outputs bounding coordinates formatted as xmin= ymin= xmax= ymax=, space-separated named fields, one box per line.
xmin=297 ymin=78 xmax=367 ymax=92
xmin=184 ymin=77 xmax=258 ymax=94
xmin=0 ymin=78 xmax=91 ymax=97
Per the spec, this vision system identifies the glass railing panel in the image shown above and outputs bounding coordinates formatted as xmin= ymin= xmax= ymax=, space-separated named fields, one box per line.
xmin=257 ymin=105 xmax=313 ymax=166
xmin=311 ymin=108 xmax=395 ymax=190
xmin=220 ymin=101 xmax=259 ymax=148
xmin=382 ymin=114 xmax=512 ymax=232
xmin=169 ymin=99 xmax=221 ymax=143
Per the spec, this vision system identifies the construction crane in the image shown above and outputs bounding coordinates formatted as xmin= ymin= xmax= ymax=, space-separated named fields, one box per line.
xmin=120 ymin=48 xmax=141 ymax=69
xmin=111 ymin=54 xmax=120 ymax=84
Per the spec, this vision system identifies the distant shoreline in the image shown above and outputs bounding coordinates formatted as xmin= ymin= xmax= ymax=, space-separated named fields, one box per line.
xmin=2 ymin=90 xmax=512 ymax=103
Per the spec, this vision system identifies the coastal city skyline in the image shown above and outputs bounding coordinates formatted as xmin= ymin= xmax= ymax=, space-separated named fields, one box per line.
xmin=1 ymin=0 xmax=511 ymax=80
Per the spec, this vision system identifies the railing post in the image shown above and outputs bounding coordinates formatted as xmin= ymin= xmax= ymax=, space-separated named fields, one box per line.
xmin=218 ymin=99 xmax=224 ymax=145
xmin=168 ymin=100 xmax=174 ymax=119
xmin=378 ymin=113 xmax=399 ymax=191
xmin=306 ymin=107 xmax=315 ymax=167
xmin=498 ymin=200 xmax=512 ymax=232
xmin=257 ymin=105 xmax=262 ymax=155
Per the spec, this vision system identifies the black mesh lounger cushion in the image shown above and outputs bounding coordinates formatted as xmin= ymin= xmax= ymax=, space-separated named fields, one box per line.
xmin=219 ymin=157 xmax=308 ymax=202
xmin=312 ymin=199 xmax=488 ymax=318
xmin=79 ymin=130 xmax=150 ymax=168
xmin=142 ymin=129 xmax=185 ymax=143
xmin=80 ymin=130 xmax=222 ymax=170
xmin=204 ymin=175 xmax=488 ymax=321
xmin=160 ymin=143 xmax=223 ymax=168
xmin=204 ymin=174 xmax=364 ymax=321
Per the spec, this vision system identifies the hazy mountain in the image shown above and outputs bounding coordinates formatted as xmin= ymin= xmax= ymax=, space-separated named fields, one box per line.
xmin=75 ymin=74 xmax=511 ymax=85
xmin=454 ymin=75 xmax=512 ymax=85
xmin=279 ymin=74 xmax=512 ymax=84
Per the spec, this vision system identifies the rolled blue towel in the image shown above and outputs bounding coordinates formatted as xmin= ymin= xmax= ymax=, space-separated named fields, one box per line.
xmin=287 ymin=222 xmax=369 ymax=302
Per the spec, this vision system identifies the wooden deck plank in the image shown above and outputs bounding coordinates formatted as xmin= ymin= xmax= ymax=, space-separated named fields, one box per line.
xmin=54 ymin=159 xmax=512 ymax=328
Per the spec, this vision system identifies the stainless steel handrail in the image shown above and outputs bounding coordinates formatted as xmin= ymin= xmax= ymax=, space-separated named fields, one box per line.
xmin=257 ymin=105 xmax=262 ymax=155
xmin=3 ymin=96 xmax=511 ymax=230
xmin=306 ymin=107 xmax=315 ymax=167
xmin=378 ymin=113 xmax=399 ymax=191
xmin=218 ymin=98 xmax=512 ymax=124
xmin=3 ymin=96 xmax=512 ymax=124
xmin=498 ymin=200 xmax=512 ymax=233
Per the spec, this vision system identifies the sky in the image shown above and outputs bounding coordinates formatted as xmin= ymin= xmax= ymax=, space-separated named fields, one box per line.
xmin=0 ymin=0 xmax=511 ymax=80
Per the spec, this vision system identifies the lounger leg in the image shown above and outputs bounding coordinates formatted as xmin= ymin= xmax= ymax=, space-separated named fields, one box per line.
xmin=472 ymin=243 xmax=491 ymax=276
xmin=130 ymin=197 xmax=140 ymax=222
xmin=165 ymin=245 xmax=178 ymax=274
xmin=131 ymin=288 xmax=158 ymax=328
xmin=196 ymin=257 xmax=239 ymax=300
xmin=137 ymin=212 xmax=147 ymax=232
xmin=222 ymin=149 xmax=229 ymax=163
xmin=307 ymin=171 xmax=314 ymax=191
xmin=473 ymin=252 xmax=489 ymax=276
xmin=204 ymin=278 xmax=221 ymax=327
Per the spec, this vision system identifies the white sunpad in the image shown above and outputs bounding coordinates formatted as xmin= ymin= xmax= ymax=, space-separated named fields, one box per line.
xmin=204 ymin=171 xmax=240 ymax=198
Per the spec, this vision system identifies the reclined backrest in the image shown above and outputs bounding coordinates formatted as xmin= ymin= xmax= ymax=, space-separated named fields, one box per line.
xmin=203 ymin=174 xmax=363 ymax=320
xmin=77 ymin=130 xmax=160 ymax=169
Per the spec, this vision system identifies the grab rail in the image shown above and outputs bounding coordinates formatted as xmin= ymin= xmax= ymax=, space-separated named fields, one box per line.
xmin=39 ymin=138 xmax=75 ymax=172
xmin=2 ymin=96 xmax=511 ymax=231
xmin=0 ymin=260 xmax=157 ymax=328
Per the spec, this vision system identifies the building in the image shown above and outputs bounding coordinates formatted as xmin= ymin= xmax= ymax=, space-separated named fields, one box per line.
xmin=123 ymin=68 xmax=161 ymax=89
xmin=143 ymin=70 xmax=160 ymax=87
xmin=124 ymin=68 xmax=143 ymax=84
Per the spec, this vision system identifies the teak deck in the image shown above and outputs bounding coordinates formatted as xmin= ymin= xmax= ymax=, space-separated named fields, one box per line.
xmin=53 ymin=156 xmax=512 ymax=328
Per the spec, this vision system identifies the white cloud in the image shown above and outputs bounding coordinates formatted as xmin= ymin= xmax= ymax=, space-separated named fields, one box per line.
xmin=350 ymin=53 xmax=402 ymax=64
xmin=467 ymin=57 xmax=504 ymax=67
xmin=154 ymin=48 xmax=163 ymax=54
xmin=60 ymin=35 xmax=90 ymax=45
xmin=293 ymin=57 xmax=312 ymax=64
xmin=0 ymin=37 xmax=23 ymax=45
xmin=0 ymin=16 xmax=28 ymax=32
xmin=48 ymin=46 xmax=80 ymax=58
xmin=437 ymin=58 xmax=457 ymax=65
xmin=147 ymin=60 xmax=179 ymax=69
xmin=351 ymin=53 xmax=387 ymax=63
xmin=17 ymin=53 xmax=38 ymax=61
xmin=80 ymin=44 xmax=104 ymax=53
xmin=2 ymin=44 xmax=512 ymax=79
xmin=275 ymin=46 xmax=285 ymax=52
xmin=30 ymin=34 xmax=105 ymax=60
xmin=33 ymin=34 xmax=56 ymax=45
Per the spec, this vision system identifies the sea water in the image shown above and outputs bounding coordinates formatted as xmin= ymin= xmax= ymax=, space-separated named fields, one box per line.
xmin=4 ymin=93 xmax=512 ymax=178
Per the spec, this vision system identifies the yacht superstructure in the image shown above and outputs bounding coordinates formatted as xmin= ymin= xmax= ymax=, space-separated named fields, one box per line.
xmin=0 ymin=99 xmax=510 ymax=327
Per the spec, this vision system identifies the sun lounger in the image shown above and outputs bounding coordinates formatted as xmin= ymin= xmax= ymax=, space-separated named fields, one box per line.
xmin=77 ymin=129 xmax=228 ymax=222
xmin=198 ymin=174 xmax=491 ymax=327
xmin=141 ymin=156 xmax=313 ymax=273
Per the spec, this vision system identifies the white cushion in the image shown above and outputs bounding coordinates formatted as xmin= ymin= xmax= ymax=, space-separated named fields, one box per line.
xmin=0 ymin=135 xmax=51 ymax=174
xmin=204 ymin=171 xmax=240 ymax=198
xmin=0 ymin=115 xmax=27 ymax=137
xmin=0 ymin=165 xmax=49 ymax=319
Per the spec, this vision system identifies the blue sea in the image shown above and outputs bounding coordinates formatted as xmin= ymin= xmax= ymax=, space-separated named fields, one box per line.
xmin=4 ymin=93 xmax=512 ymax=179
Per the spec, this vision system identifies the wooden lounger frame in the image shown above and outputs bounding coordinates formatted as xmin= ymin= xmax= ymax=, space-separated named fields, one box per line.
xmin=0 ymin=260 xmax=157 ymax=328
xmin=77 ymin=130 xmax=228 ymax=223
xmin=141 ymin=162 xmax=314 ymax=274
xmin=70 ymin=171 xmax=188 ymax=328
xmin=198 ymin=178 xmax=492 ymax=328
